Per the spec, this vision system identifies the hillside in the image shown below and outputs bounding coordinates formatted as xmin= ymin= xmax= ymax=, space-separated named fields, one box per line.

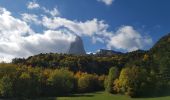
xmin=149 ymin=33 xmax=170 ymax=77
xmin=5 ymin=33 xmax=170 ymax=98
xmin=12 ymin=49 xmax=148 ymax=75
xmin=151 ymin=33 xmax=170 ymax=53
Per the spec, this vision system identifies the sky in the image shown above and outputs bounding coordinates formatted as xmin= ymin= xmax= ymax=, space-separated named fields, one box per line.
xmin=0 ymin=0 xmax=169 ymax=62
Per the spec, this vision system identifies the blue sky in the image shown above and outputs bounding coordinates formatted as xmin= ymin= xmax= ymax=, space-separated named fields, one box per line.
xmin=0 ymin=0 xmax=169 ymax=61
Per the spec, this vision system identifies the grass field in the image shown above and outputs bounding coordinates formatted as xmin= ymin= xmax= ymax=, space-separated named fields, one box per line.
xmin=38 ymin=91 xmax=170 ymax=100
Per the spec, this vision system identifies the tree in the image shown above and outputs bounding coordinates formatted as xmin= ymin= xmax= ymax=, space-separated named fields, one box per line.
xmin=47 ymin=69 xmax=75 ymax=96
xmin=78 ymin=74 xmax=98 ymax=93
xmin=114 ymin=66 xmax=151 ymax=97
xmin=0 ymin=75 xmax=14 ymax=97
xmin=105 ymin=67 xmax=119 ymax=93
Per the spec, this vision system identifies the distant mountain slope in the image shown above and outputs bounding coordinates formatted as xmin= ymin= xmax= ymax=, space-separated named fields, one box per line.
xmin=95 ymin=49 xmax=123 ymax=56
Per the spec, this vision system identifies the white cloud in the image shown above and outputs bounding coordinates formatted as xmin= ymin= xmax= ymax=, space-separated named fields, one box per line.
xmin=42 ymin=16 xmax=109 ymax=36
xmin=0 ymin=7 xmax=75 ymax=62
xmin=27 ymin=1 xmax=60 ymax=17
xmin=0 ymin=7 xmax=32 ymax=37
xmin=97 ymin=0 xmax=114 ymax=5
xmin=21 ymin=13 xmax=41 ymax=25
xmin=43 ymin=7 xmax=60 ymax=17
xmin=107 ymin=26 xmax=153 ymax=52
xmin=92 ymin=36 xmax=105 ymax=44
xmin=27 ymin=1 xmax=40 ymax=9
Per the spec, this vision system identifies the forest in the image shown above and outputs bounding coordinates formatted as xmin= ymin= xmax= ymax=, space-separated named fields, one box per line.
xmin=0 ymin=33 xmax=170 ymax=99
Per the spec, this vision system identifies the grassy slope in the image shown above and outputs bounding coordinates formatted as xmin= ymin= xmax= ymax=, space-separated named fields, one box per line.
xmin=38 ymin=91 xmax=170 ymax=100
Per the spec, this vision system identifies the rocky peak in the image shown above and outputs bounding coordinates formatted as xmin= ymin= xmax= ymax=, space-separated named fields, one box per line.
xmin=67 ymin=35 xmax=86 ymax=55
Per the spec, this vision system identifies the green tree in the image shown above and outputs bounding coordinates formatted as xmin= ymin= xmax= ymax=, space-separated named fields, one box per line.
xmin=105 ymin=67 xmax=119 ymax=93
xmin=114 ymin=66 xmax=151 ymax=97
xmin=47 ymin=69 xmax=75 ymax=96
xmin=78 ymin=74 xmax=98 ymax=93
xmin=0 ymin=75 xmax=14 ymax=97
xmin=14 ymin=67 xmax=41 ymax=98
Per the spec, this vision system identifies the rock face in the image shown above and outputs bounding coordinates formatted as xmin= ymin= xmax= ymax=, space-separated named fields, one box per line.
xmin=67 ymin=36 xmax=86 ymax=55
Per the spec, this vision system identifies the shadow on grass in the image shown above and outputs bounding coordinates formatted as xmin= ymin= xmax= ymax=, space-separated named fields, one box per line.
xmin=126 ymin=92 xmax=170 ymax=99
xmin=141 ymin=94 xmax=170 ymax=99
xmin=0 ymin=97 xmax=57 ymax=100
xmin=0 ymin=93 xmax=94 ymax=100
xmin=66 ymin=94 xmax=94 ymax=97
xmin=26 ymin=94 xmax=94 ymax=100
xmin=35 ymin=97 xmax=57 ymax=100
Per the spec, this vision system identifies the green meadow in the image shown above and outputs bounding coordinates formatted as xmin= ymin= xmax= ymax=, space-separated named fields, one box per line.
xmin=38 ymin=91 xmax=170 ymax=100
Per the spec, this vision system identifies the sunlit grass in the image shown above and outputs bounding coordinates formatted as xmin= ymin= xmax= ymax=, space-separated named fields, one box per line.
xmin=37 ymin=91 xmax=170 ymax=100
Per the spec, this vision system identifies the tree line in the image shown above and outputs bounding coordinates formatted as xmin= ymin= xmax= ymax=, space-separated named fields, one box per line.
xmin=0 ymin=63 xmax=106 ymax=99
xmin=1 ymin=33 xmax=170 ymax=98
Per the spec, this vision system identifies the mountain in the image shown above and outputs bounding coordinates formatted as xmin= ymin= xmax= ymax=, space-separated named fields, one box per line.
xmin=95 ymin=49 xmax=123 ymax=56
xmin=67 ymin=35 xmax=86 ymax=55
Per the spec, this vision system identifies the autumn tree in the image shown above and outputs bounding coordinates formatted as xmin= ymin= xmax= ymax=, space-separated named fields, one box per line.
xmin=113 ymin=66 xmax=153 ymax=97
xmin=105 ymin=67 xmax=119 ymax=93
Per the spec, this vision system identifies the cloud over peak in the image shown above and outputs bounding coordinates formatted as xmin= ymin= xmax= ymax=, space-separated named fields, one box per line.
xmin=97 ymin=0 xmax=114 ymax=5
